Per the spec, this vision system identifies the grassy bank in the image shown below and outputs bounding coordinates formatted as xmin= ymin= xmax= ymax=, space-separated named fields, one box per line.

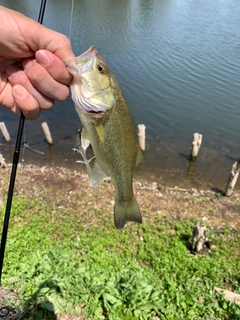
xmin=0 ymin=165 xmax=240 ymax=319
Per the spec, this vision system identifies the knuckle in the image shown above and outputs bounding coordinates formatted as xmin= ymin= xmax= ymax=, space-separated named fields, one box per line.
xmin=61 ymin=34 xmax=71 ymax=47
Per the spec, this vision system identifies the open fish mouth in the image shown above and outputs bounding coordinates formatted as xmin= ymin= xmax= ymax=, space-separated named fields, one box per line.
xmin=75 ymin=46 xmax=97 ymax=72
xmin=66 ymin=47 xmax=106 ymax=114
xmin=65 ymin=46 xmax=97 ymax=74
xmin=67 ymin=46 xmax=114 ymax=115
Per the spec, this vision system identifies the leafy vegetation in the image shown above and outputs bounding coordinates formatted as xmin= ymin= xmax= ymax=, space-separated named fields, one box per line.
xmin=0 ymin=195 xmax=240 ymax=319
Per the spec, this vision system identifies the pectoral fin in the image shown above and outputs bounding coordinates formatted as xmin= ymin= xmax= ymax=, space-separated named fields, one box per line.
xmin=75 ymin=127 xmax=107 ymax=187
xmin=90 ymin=161 xmax=109 ymax=187
xmin=94 ymin=123 xmax=105 ymax=142
xmin=81 ymin=127 xmax=91 ymax=150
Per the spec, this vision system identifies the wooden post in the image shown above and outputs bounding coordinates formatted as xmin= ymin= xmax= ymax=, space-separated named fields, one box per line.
xmin=190 ymin=133 xmax=202 ymax=160
xmin=224 ymin=160 xmax=240 ymax=196
xmin=41 ymin=122 xmax=53 ymax=145
xmin=0 ymin=153 xmax=6 ymax=168
xmin=0 ymin=193 xmax=4 ymax=209
xmin=0 ymin=122 xmax=11 ymax=142
xmin=214 ymin=287 xmax=240 ymax=306
xmin=138 ymin=124 xmax=146 ymax=151
xmin=191 ymin=223 xmax=209 ymax=253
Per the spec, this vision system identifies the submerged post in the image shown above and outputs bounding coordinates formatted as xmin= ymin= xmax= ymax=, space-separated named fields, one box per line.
xmin=224 ymin=160 xmax=240 ymax=196
xmin=41 ymin=122 xmax=53 ymax=145
xmin=190 ymin=133 xmax=202 ymax=160
xmin=0 ymin=153 xmax=6 ymax=169
xmin=0 ymin=122 xmax=11 ymax=143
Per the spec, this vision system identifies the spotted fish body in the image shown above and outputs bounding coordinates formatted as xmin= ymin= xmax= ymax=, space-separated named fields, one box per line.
xmin=66 ymin=46 xmax=143 ymax=229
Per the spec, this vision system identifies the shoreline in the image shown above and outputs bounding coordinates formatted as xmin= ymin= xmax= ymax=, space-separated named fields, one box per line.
xmin=1 ymin=128 xmax=239 ymax=194
xmin=1 ymin=163 xmax=240 ymax=230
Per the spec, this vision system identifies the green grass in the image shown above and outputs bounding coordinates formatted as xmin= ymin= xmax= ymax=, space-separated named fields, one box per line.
xmin=0 ymin=196 xmax=240 ymax=319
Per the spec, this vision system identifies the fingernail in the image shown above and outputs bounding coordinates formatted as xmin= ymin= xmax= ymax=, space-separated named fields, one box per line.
xmin=36 ymin=50 xmax=51 ymax=66
xmin=13 ymin=85 xmax=27 ymax=99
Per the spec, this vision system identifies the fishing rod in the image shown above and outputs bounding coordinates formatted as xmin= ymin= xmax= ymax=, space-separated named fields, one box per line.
xmin=0 ymin=0 xmax=48 ymax=284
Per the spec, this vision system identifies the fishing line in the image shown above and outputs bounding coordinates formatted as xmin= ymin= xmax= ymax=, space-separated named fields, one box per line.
xmin=0 ymin=0 xmax=48 ymax=283
xmin=67 ymin=0 xmax=84 ymax=156
xmin=68 ymin=0 xmax=82 ymax=136
xmin=69 ymin=0 xmax=75 ymax=40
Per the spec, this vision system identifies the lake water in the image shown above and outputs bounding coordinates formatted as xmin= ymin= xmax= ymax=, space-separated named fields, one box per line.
xmin=0 ymin=0 xmax=240 ymax=191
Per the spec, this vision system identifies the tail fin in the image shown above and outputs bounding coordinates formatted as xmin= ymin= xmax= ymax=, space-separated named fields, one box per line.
xmin=114 ymin=196 xmax=142 ymax=229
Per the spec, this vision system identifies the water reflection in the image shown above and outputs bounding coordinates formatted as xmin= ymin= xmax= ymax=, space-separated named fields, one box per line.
xmin=0 ymin=0 xmax=239 ymax=191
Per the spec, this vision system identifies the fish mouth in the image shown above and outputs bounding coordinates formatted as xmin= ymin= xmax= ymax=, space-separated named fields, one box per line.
xmin=65 ymin=46 xmax=97 ymax=74
xmin=76 ymin=46 xmax=97 ymax=67
xmin=67 ymin=46 xmax=109 ymax=115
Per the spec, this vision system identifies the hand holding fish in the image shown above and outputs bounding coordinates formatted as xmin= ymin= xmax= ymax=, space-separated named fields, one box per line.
xmin=0 ymin=6 xmax=74 ymax=119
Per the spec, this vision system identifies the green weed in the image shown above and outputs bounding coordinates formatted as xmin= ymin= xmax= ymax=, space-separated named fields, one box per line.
xmin=0 ymin=195 xmax=240 ymax=319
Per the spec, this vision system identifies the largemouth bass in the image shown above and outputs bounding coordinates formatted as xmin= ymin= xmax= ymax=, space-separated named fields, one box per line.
xmin=66 ymin=46 xmax=143 ymax=229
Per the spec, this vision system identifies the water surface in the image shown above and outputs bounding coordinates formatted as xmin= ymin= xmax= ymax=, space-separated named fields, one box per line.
xmin=1 ymin=0 xmax=240 ymax=191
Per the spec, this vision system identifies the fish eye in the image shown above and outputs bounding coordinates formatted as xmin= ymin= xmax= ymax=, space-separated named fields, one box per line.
xmin=97 ymin=64 xmax=105 ymax=73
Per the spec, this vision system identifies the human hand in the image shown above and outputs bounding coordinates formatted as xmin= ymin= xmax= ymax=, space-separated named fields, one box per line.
xmin=0 ymin=6 xmax=75 ymax=120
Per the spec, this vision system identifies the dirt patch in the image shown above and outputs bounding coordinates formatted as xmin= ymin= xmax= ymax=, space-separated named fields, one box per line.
xmin=0 ymin=287 xmax=20 ymax=319
xmin=1 ymin=163 xmax=240 ymax=230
